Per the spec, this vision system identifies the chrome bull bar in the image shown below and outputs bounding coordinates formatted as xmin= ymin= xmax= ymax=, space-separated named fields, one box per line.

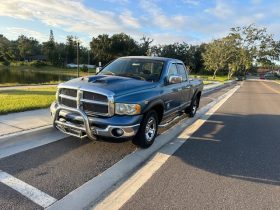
xmin=53 ymin=105 xmax=97 ymax=140
xmin=52 ymin=104 xmax=140 ymax=139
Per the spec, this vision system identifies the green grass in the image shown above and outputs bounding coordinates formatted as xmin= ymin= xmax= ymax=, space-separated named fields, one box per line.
xmin=202 ymin=81 xmax=214 ymax=85
xmin=0 ymin=81 xmax=59 ymax=87
xmin=190 ymin=74 xmax=230 ymax=83
xmin=0 ymin=87 xmax=57 ymax=114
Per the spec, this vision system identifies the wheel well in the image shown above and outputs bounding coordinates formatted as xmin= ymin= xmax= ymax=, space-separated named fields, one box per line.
xmin=150 ymin=104 xmax=164 ymax=123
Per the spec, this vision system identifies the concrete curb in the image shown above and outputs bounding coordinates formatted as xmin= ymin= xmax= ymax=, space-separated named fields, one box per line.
xmin=46 ymin=84 xmax=239 ymax=210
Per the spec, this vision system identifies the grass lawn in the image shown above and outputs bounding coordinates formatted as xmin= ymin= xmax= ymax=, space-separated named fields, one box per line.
xmin=0 ymin=87 xmax=56 ymax=115
xmin=190 ymin=74 xmax=230 ymax=83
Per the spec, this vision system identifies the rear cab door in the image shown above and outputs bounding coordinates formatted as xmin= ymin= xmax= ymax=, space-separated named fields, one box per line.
xmin=162 ymin=62 xmax=184 ymax=114
xmin=176 ymin=63 xmax=192 ymax=107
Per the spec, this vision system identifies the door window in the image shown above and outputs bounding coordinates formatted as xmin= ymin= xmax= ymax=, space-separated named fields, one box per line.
xmin=176 ymin=64 xmax=188 ymax=81
xmin=168 ymin=64 xmax=178 ymax=77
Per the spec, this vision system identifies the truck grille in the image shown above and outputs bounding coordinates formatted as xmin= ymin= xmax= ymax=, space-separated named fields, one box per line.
xmin=83 ymin=91 xmax=108 ymax=102
xmin=82 ymin=103 xmax=108 ymax=115
xmin=59 ymin=97 xmax=77 ymax=108
xmin=58 ymin=88 xmax=110 ymax=116
xmin=60 ymin=88 xmax=77 ymax=97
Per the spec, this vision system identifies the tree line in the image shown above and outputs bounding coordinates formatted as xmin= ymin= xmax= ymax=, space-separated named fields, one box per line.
xmin=0 ymin=24 xmax=279 ymax=77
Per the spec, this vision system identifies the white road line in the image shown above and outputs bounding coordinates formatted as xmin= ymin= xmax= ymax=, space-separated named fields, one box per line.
xmin=94 ymin=85 xmax=240 ymax=210
xmin=0 ymin=170 xmax=57 ymax=208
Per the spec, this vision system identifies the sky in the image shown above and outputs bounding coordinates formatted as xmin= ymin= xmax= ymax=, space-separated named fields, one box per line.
xmin=0 ymin=0 xmax=279 ymax=47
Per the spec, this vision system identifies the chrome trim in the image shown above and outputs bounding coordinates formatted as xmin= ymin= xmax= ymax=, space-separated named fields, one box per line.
xmin=53 ymin=105 xmax=96 ymax=140
xmin=59 ymin=94 xmax=76 ymax=101
xmin=80 ymin=99 xmax=108 ymax=105
xmin=97 ymin=124 xmax=140 ymax=138
xmin=158 ymin=115 xmax=181 ymax=128
xmin=52 ymin=103 xmax=139 ymax=139
xmin=57 ymin=85 xmax=114 ymax=117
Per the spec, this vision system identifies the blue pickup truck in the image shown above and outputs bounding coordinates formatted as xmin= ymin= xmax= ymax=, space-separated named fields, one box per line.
xmin=50 ymin=56 xmax=203 ymax=148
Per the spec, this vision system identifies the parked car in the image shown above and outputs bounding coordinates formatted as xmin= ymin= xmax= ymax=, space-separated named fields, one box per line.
xmin=259 ymin=73 xmax=265 ymax=79
xmin=265 ymin=72 xmax=277 ymax=80
xmin=50 ymin=56 xmax=203 ymax=148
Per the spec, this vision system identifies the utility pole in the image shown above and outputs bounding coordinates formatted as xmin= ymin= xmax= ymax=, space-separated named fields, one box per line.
xmin=77 ymin=41 xmax=80 ymax=77
xmin=88 ymin=48 xmax=90 ymax=75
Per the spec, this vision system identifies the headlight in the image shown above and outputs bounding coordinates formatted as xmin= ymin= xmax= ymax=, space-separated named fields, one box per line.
xmin=115 ymin=103 xmax=141 ymax=115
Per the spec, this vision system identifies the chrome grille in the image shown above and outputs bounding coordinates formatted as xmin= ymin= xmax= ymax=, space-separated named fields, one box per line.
xmin=59 ymin=97 xmax=77 ymax=108
xmin=58 ymin=87 xmax=111 ymax=116
xmin=83 ymin=91 xmax=108 ymax=102
xmin=60 ymin=88 xmax=77 ymax=97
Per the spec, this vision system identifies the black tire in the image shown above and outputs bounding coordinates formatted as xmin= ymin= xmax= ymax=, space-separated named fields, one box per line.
xmin=134 ymin=110 xmax=158 ymax=148
xmin=186 ymin=96 xmax=199 ymax=118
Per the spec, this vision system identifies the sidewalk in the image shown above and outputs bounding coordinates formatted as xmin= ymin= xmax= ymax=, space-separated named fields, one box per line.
xmin=0 ymin=109 xmax=52 ymax=137
xmin=0 ymin=82 xmax=228 ymax=138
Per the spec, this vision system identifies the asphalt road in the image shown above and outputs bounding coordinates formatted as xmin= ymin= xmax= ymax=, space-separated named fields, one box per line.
xmin=121 ymin=81 xmax=280 ymax=210
xmin=0 ymin=84 xmax=235 ymax=210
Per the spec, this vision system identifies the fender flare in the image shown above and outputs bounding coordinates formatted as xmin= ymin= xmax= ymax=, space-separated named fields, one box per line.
xmin=142 ymin=99 xmax=165 ymax=114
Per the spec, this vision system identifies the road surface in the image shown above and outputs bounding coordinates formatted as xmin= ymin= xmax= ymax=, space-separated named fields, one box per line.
xmin=120 ymin=80 xmax=280 ymax=210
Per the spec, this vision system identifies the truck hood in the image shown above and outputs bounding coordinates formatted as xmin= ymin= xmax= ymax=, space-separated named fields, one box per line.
xmin=60 ymin=75 xmax=157 ymax=96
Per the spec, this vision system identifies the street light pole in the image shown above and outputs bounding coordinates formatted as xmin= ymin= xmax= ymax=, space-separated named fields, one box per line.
xmin=77 ymin=41 xmax=80 ymax=77
xmin=88 ymin=48 xmax=90 ymax=75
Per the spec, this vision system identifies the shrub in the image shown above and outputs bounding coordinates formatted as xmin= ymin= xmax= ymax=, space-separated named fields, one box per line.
xmin=29 ymin=60 xmax=48 ymax=68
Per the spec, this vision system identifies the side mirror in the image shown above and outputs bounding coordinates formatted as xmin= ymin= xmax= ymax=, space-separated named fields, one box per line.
xmin=96 ymin=67 xmax=102 ymax=74
xmin=168 ymin=75 xmax=183 ymax=84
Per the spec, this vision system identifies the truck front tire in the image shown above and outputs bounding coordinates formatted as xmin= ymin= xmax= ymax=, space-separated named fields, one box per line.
xmin=134 ymin=110 xmax=158 ymax=148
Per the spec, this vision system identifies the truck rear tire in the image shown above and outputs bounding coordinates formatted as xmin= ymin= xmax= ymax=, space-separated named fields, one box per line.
xmin=134 ymin=110 xmax=158 ymax=148
xmin=186 ymin=96 xmax=199 ymax=118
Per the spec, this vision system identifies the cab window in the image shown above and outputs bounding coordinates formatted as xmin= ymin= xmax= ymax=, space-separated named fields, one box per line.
xmin=176 ymin=63 xmax=188 ymax=81
xmin=168 ymin=63 xmax=178 ymax=76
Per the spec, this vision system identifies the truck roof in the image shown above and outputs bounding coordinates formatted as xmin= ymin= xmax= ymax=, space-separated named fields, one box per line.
xmin=120 ymin=56 xmax=182 ymax=63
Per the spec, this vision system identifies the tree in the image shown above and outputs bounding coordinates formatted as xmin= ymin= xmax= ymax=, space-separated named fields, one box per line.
xmin=230 ymin=24 xmax=279 ymax=74
xmin=42 ymin=30 xmax=56 ymax=64
xmin=90 ymin=33 xmax=146 ymax=65
xmin=139 ymin=36 xmax=153 ymax=56
xmin=203 ymin=36 xmax=238 ymax=79
xmin=65 ymin=36 xmax=76 ymax=64
xmin=0 ymin=35 xmax=12 ymax=65
xmin=17 ymin=35 xmax=41 ymax=60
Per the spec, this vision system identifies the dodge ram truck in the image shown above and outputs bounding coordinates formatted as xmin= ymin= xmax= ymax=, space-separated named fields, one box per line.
xmin=50 ymin=56 xmax=203 ymax=148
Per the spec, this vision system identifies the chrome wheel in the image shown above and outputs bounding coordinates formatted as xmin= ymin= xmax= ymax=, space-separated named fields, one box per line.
xmin=145 ymin=117 xmax=156 ymax=141
xmin=192 ymin=100 xmax=197 ymax=113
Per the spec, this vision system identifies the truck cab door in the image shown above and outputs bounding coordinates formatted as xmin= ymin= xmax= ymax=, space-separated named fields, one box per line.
xmin=176 ymin=63 xmax=192 ymax=107
xmin=162 ymin=63 xmax=183 ymax=114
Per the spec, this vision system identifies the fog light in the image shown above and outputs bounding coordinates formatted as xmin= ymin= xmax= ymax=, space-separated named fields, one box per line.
xmin=112 ymin=128 xmax=124 ymax=137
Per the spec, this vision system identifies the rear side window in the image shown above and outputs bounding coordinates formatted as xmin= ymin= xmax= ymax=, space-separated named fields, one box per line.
xmin=176 ymin=64 xmax=188 ymax=81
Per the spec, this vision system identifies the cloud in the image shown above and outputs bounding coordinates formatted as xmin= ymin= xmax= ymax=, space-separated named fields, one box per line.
xmin=4 ymin=27 xmax=48 ymax=42
xmin=0 ymin=0 xmax=141 ymax=38
xmin=119 ymin=10 xmax=141 ymax=28
xmin=204 ymin=0 xmax=233 ymax=19
xmin=182 ymin=0 xmax=200 ymax=6
xmin=140 ymin=0 xmax=190 ymax=30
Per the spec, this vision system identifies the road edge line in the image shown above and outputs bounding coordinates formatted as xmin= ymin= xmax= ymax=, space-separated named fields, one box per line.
xmin=0 ymin=170 xmax=57 ymax=208
xmin=46 ymin=84 xmax=240 ymax=210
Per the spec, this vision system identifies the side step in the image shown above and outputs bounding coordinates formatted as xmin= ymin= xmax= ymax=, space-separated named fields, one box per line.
xmin=158 ymin=115 xmax=183 ymax=128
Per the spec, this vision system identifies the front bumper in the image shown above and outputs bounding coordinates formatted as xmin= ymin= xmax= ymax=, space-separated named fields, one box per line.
xmin=50 ymin=102 xmax=142 ymax=139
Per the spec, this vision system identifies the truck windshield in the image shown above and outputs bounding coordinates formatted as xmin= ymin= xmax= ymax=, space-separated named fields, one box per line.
xmin=99 ymin=58 xmax=164 ymax=82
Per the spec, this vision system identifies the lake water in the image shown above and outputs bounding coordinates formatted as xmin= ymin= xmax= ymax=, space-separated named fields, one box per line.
xmin=0 ymin=68 xmax=75 ymax=85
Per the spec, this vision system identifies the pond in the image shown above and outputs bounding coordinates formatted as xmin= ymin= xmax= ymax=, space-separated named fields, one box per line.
xmin=0 ymin=68 xmax=75 ymax=85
